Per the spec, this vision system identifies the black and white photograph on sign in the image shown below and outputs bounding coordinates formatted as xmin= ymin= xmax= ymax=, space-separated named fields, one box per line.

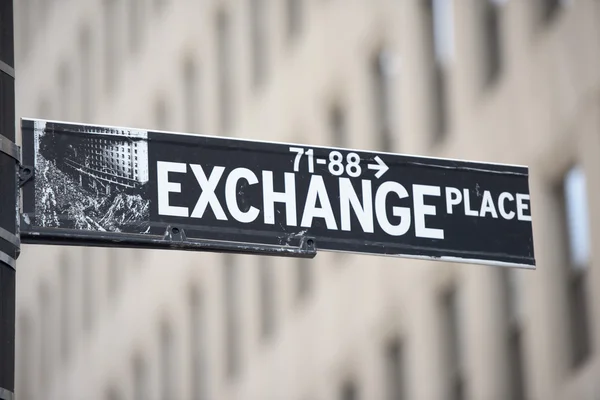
xmin=31 ymin=119 xmax=151 ymax=233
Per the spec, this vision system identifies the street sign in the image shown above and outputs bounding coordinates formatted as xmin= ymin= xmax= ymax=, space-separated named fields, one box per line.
xmin=20 ymin=118 xmax=535 ymax=268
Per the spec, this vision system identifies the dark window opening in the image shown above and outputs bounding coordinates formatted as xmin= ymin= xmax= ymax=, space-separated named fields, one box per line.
xmin=224 ymin=254 xmax=240 ymax=378
xmin=329 ymin=104 xmax=347 ymax=148
xmin=250 ymin=0 xmax=268 ymax=88
xmin=340 ymin=380 xmax=359 ymax=400
xmin=216 ymin=10 xmax=233 ymax=134
xmin=558 ymin=166 xmax=592 ymax=368
xmin=296 ymin=258 xmax=312 ymax=300
xmin=259 ymin=257 xmax=276 ymax=338
xmin=371 ymin=50 xmax=394 ymax=152
xmin=501 ymin=269 xmax=527 ymax=400
xmin=103 ymin=0 xmax=118 ymax=93
xmin=507 ymin=327 xmax=526 ymax=400
xmin=129 ymin=0 xmax=144 ymax=53
xmin=189 ymin=287 xmax=206 ymax=400
xmin=80 ymin=26 xmax=92 ymax=121
xmin=442 ymin=287 xmax=464 ymax=400
xmin=183 ymin=58 xmax=200 ymax=133
xmin=286 ymin=0 xmax=303 ymax=40
xmin=539 ymin=0 xmax=564 ymax=25
xmin=481 ymin=0 xmax=503 ymax=88
xmin=423 ymin=0 xmax=452 ymax=142
xmin=59 ymin=253 xmax=71 ymax=362
xmin=160 ymin=322 xmax=177 ymax=400
xmin=385 ymin=339 xmax=405 ymax=400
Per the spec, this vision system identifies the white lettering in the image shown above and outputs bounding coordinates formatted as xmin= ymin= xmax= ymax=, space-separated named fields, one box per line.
xmin=463 ymin=188 xmax=478 ymax=216
xmin=339 ymin=178 xmax=373 ymax=233
xmin=445 ymin=187 xmax=462 ymax=214
xmin=413 ymin=185 xmax=444 ymax=239
xmin=190 ymin=164 xmax=227 ymax=220
xmin=301 ymin=175 xmax=337 ymax=229
xmin=375 ymin=182 xmax=411 ymax=236
xmin=225 ymin=168 xmax=260 ymax=223
xmin=479 ymin=190 xmax=498 ymax=218
xmin=498 ymin=192 xmax=515 ymax=220
xmin=516 ymin=193 xmax=531 ymax=221
xmin=157 ymin=161 xmax=189 ymax=217
xmin=262 ymin=171 xmax=297 ymax=226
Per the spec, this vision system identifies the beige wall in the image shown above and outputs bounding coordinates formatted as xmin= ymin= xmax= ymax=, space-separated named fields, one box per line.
xmin=13 ymin=0 xmax=600 ymax=399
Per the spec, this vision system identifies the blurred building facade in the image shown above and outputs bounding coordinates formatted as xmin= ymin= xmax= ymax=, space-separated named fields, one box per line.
xmin=13 ymin=0 xmax=600 ymax=399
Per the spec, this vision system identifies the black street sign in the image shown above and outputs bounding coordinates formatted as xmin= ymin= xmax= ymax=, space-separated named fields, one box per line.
xmin=20 ymin=119 xmax=535 ymax=268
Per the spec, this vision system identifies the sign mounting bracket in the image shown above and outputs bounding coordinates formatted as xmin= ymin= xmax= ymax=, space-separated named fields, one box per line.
xmin=162 ymin=226 xmax=317 ymax=258
xmin=18 ymin=165 xmax=34 ymax=187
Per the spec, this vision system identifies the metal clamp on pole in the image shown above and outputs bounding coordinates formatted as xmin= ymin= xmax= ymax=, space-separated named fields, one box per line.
xmin=0 ymin=227 xmax=19 ymax=250
xmin=0 ymin=60 xmax=15 ymax=79
xmin=0 ymin=135 xmax=21 ymax=164
xmin=0 ymin=387 xmax=14 ymax=400
xmin=0 ymin=226 xmax=19 ymax=270
xmin=0 ymin=252 xmax=15 ymax=271
xmin=0 ymin=134 xmax=20 ymax=271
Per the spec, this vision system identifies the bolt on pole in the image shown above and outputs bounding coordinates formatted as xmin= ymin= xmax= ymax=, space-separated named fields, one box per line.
xmin=0 ymin=0 xmax=17 ymax=398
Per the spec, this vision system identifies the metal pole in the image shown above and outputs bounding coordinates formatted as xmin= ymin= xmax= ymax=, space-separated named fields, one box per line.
xmin=0 ymin=0 xmax=17 ymax=398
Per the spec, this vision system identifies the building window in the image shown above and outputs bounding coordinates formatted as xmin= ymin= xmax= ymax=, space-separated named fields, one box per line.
xmin=160 ymin=321 xmax=177 ymax=400
xmin=107 ymin=248 xmax=119 ymax=298
xmin=559 ymin=165 xmax=592 ymax=368
xmin=480 ymin=0 xmax=503 ymax=88
xmin=507 ymin=327 xmax=526 ymax=400
xmin=250 ymin=0 xmax=268 ymax=88
xmin=189 ymin=286 xmax=206 ymax=400
xmin=129 ymin=0 xmax=143 ymax=53
xmin=295 ymin=258 xmax=312 ymax=301
xmin=58 ymin=62 xmax=71 ymax=120
xmin=538 ymin=0 xmax=569 ymax=25
xmin=423 ymin=0 xmax=453 ymax=142
xmin=19 ymin=0 xmax=32 ymax=59
xmin=340 ymin=380 xmax=359 ymax=400
xmin=155 ymin=98 xmax=168 ymax=130
xmin=329 ymin=104 xmax=347 ymax=148
xmin=183 ymin=58 xmax=200 ymax=133
xmin=431 ymin=0 xmax=455 ymax=67
xmin=286 ymin=0 xmax=303 ymax=41
xmin=79 ymin=26 xmax=92 ymax=121
xmin=82 ymin=248 xmax=94 ymax=332
xmin=259 ymin=257 xmax=276 ymax=338
xmin=59 ymin=253 xmax=71 ymax=363
xmin=224 ymin=254 xmax=240 ymax=378
xmin=441 ymin=286 xmax=464 ymax=400
xmin=104 ymin=0 xmax=118 ymax=93
xmin=132 ymin=355 xmax=149 ymax=400
xmin=216 ymin=10 xmax=233 ymax=134
xmin=371 ymin=49 xmax=395 ymax=152
xmin=16 ymin=312 xmax=33 ymax=400
xmin=39 ymin=283 xmax=51 ymax=388
xmin=384 ymin=339 xmax=405 ymax=400
xmin=502 ymin=269 xmax=526 ymax=400
xmin=154 ymin=0 xmax=167 ymax=13
xmin=39 ymin=0 xmax=50 ymax=21
xmin=105 ymin=387 xmax=122 ymax=400
xmin=37 ymin=97 xmax=51 ymax=119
